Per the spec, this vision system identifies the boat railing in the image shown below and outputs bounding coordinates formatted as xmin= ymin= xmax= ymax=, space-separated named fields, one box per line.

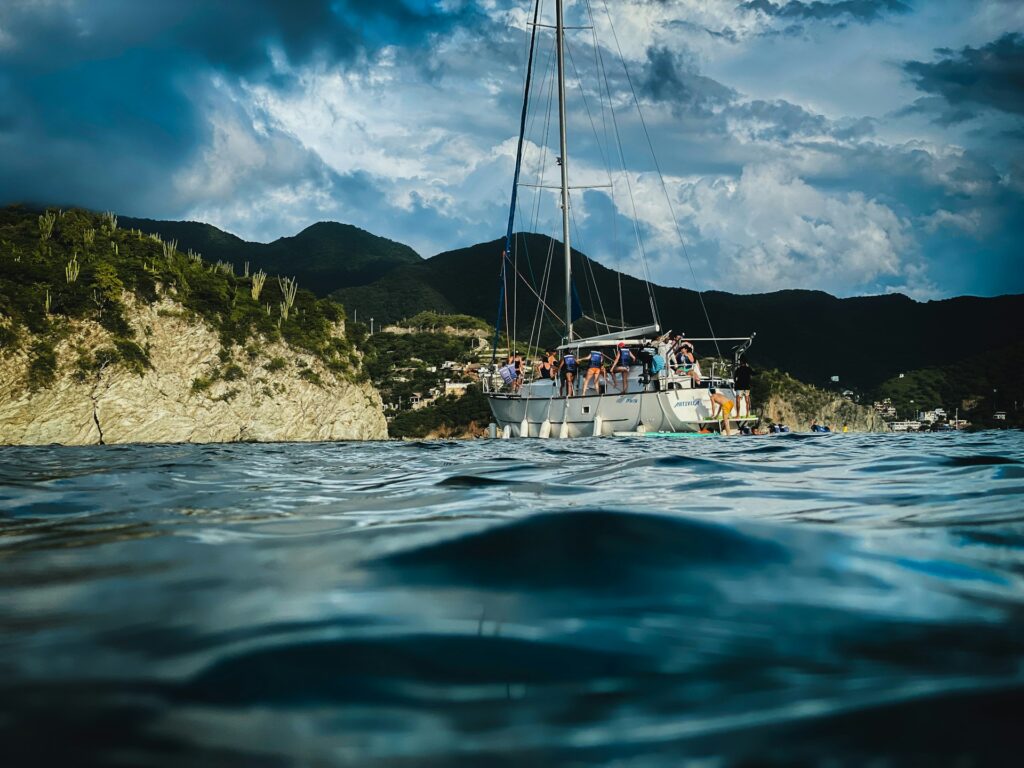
xmin=481 ymin=357 xmax=738 ymax=396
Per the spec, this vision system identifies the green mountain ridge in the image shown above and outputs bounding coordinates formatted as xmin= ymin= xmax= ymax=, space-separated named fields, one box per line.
xmin=119 ymin=215 xmax=422 ymax=296
xmin=334 ymin=233 xmax=1024 ymax=391
xmin=26 ymin=210 xmax=1024 ymax=394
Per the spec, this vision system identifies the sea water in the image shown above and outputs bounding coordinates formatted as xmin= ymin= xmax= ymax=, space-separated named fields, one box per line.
xmin=1 ymin=431 xmax=1022 ymax=766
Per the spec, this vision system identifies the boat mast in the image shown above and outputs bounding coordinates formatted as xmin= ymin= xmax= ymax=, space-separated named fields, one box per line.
xmin=555 ymin=0 xmax=572 ymax=341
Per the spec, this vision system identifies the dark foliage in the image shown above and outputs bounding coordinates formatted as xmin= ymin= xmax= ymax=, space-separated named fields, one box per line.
xmin=388 ymin=385 xmax=491 ymax=438
xmin=871 ymin=341 xmax=1024 ymax=427
xmin=0 ymin=206 xmax=359 ymax=389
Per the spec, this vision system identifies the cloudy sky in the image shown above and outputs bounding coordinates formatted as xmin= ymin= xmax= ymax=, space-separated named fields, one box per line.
xmin=1 ymin=0 xmax=1021 ymax=298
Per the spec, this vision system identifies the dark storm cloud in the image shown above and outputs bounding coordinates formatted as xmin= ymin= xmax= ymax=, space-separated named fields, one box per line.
xmin=740 ymin=0 xmax=911 ymax=22
xmin=0 ymin=0 xmax=479 ymax=214
xmin=635 ymin=46 xmax=876 ymax=147
xmin=0 ymin=0 xmax=474 ymax=76
xmin=902 ymin=33 xmax=1024 ymax=123
xmin=638 ymin=46 xmax=736 ymax=114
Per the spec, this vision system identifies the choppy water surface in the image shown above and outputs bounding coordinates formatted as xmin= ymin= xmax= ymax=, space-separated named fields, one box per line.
xmin=2 ymin=431 xmax=1023 ymax=766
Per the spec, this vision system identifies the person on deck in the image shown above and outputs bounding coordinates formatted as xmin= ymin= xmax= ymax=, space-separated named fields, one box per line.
xmin=513 ymin=352 xmax=526 ymax=392
xmin=667 ymin=333 xmax=684 ymax=367
xmin=677 ymin=341 xmax=702 ymax=385
xmin=709 ymin=387 xmax=735 ymax=436
xmin=581 ymin=348 xmax=607 ymax=396
xmin=733 ymin=355 xmax=752 ymax=417
xmin=536 ymin=350 xmax=556 ymax=381
xmin=610 ymin=342 xmax=633 ymax=394
xmin=559 ymin=350 xmax=578 ymax=397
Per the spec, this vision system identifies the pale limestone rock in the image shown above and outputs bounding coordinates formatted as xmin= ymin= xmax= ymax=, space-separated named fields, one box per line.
xmin=760 ymin=394 xmax=887 ymax=433
xmin=0 ymin=298 xmax=388 ymax=445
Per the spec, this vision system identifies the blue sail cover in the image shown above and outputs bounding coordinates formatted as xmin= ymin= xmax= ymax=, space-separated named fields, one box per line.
xmin=571 ymin=280 xmax=583 ymax=323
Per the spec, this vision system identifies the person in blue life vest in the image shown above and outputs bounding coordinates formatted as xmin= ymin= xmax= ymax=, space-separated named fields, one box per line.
xmin=610 ymin=341 xmax=633 ymax=394
xmin=580 ymin=347 xmax=608 ymax=396
xmin=498 ymin=358 xmax=518 ymax=390
xmin=558 ymin=350 xmax=578 ymax=397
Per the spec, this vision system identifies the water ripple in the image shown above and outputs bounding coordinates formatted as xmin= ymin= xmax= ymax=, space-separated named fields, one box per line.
xmin=1 ymin=431 xmax=1022 ymax=766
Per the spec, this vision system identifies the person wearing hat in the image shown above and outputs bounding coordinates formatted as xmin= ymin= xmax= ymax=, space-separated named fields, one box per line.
xmin=675 ymin=340 xmax=701 ymax=385
xmin=610 ymin=341 xmax=634 ymax=394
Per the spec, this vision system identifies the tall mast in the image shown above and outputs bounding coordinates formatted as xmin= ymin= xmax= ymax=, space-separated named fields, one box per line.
xmin=555 ymin=0 xmax=572 ymax=341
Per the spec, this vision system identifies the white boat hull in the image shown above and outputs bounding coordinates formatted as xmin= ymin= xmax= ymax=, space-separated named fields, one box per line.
xmin=487 ymin=372 xmax=749 ymax=438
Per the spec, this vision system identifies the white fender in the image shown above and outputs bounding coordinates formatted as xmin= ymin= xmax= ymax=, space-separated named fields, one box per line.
xmin=593 ymin=414 xmax=604 ymax=437
xmin=502 ymin=424 xmax=512 ymax=440
xmin=559 ymin=419 xmax=569 ymax=439
xmin=539 ymin=419 xmax=552 ymax=439
xmin=519 ymin=417 xmax=530 ymax=438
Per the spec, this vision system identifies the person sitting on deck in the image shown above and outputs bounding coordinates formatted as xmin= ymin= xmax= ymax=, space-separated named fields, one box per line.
xmin=709 ymin=387 xmax=735 ymax=436
xmin=581 ymin=348 xmax=607 ymax=396
xmin=677 ymin=342 xmax=702 ymax=385
xmin=559 ymin=351 xmax=578 ymax=397
xmin=610 ymin=342 xmax=633 ymax=394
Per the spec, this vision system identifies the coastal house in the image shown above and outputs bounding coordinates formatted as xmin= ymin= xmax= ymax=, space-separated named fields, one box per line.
xmin=873 ymin=398 xmax=897 ymax=418
xmin=444 ymin=381 xmax=471 ymax=397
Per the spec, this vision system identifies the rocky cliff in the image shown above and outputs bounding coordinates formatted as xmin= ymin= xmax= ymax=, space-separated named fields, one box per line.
xmin=754 ymin=370 xmax=886 ymax=433
xmin=0 ymin=296 xmax=388 ymax=445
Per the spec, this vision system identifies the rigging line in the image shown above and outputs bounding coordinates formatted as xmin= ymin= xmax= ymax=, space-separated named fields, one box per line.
xmin=564 ymin=33 xmax=618 ymax=331
xmin=531 ymin=34 xmax=558 ymax=237
xmin=515 ymin=201 xmax=562 ymax=345
xmin=570 ymin=210 xmax=598 ymax=328
xmin=539 ymin=235 xmax=562 ymax=341
xmin=564 ymin=35 xmax=612 ymax=178
xmin=580 ymin=313 xmax=616 ymax=329
xmin=597 ymin=57 xmax=659 ymax=329
xmin=583 ymin=0 xmax=625 ymax=330
xmin=534 ymin=19 xmax=559 ymax=220
xmin=585 ymin=1 xmax=658 ymax=330
xmin=495 ymin=0 xmax=542 ymax=363
xmin=527 ymin=234 xmax=555 ymax=353
xmin=568 ymin=199 xmax=610 ymax=331
xmin=502 ymin=241 xmax=565 ymax=328
xmin=513 ymin=228 xmax=518 ymax=352
xmin=515 ymin=209 xmax=550 ymax=344
xmin=598 ymin=0 xmax=722 ymax=357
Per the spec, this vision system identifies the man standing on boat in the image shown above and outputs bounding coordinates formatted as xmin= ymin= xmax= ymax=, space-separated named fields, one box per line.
xmin=610 ymin=342 xmax=633 ymax=394
xmin=581 ymin=347 xmax=608 ymax=396
xmin=559 ymin=350 xmax=578 ymax=398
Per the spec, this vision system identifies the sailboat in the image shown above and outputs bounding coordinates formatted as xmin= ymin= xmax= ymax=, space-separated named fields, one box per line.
xmin=484 ymin=0 xmax=755 ymax=438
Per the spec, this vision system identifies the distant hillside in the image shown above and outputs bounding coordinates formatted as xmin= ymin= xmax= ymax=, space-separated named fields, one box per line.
xmin=119 ymin=216 xmax=422 ymax=296
xmin=872 ymin=341 xmax=1024 ymax=426
xmin=335 ymin=232 xmax=1024 ymax=391
xmin=76 ymin=214 xmax=1021 ymax=393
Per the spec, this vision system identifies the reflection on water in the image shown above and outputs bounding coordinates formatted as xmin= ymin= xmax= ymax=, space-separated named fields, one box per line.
xmin=1 ymin=431 xmax=1023 ymax=766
